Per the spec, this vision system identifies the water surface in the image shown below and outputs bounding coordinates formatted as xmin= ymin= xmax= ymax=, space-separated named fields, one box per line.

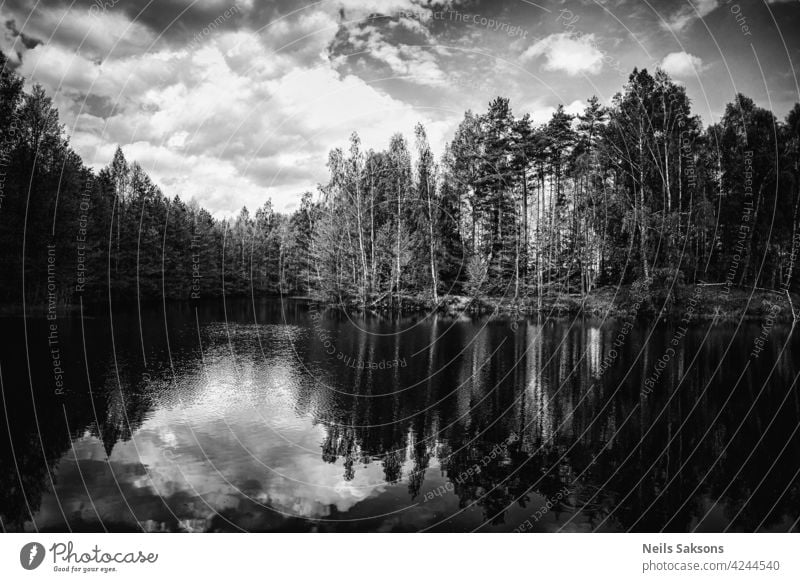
xmin=1 ymin=299 xmax=798 ymax=532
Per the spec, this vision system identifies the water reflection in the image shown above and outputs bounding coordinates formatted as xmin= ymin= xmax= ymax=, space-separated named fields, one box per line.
xmin=1 ymin=299 xmax=798 ymax=532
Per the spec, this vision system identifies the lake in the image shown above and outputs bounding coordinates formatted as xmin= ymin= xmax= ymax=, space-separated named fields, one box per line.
xmin=1 ymin=299 xmax=798 ymax=532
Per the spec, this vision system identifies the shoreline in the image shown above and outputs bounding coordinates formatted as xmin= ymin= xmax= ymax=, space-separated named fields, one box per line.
xmin=325 ymin=285 xmax=800 ymax=324
xmin=2 ymin=285 xmax=798 ymax=323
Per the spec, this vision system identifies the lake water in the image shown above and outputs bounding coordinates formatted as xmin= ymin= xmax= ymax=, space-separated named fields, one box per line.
xmin=1 ymin=299 xmax=798 ymax=532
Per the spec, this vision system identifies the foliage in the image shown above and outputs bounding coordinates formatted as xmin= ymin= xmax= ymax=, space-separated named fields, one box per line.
xmin=1 ymin=53 xmax=799 ymax=309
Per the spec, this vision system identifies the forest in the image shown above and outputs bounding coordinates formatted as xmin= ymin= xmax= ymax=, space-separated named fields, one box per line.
xmin=1 ymin=49 xmax=799 ymax=316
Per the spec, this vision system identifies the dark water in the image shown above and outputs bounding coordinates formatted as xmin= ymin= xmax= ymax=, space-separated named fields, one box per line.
xmin=1 ymin=299 xmax=798 ymax=533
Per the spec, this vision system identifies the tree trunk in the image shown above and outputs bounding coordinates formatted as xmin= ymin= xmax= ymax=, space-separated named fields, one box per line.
xmin=426 ymin=175 xmax=438 ymax=303
xmin=638 ymin=129 xmax=650 ymax=281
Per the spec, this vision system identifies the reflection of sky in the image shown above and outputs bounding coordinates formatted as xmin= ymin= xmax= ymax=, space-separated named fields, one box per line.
xmin=26 ymin=316 xmax=796 ymax=532
xmin=29 ymin=320 xmax=589 ymax=532
xmin=33 ymin=331 xmax=409 ymax=531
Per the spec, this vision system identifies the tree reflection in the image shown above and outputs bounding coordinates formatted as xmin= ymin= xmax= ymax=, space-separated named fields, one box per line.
xmin=1 ymin=304 xmax=798 ymax=532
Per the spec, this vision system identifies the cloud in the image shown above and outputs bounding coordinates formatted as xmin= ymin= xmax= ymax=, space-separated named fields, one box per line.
xmin=337 ymin=0 xmax=419 ymax=14
xmin=18 ymin=23 xmax=448 ymax=216
xmin=2 ymin=0 xmax=247 ymax=46
xmin=2 ymin=0 xmax=465 ymax=216
xmin=327 ymin=8 xmax=446 ymax=87
xmin=521 ymin=33 xmax=604 ymax=76
xmin=527 ymin=99 xmax=587 ymax=125
xmin=663 ymin=0 xmax=718 ymax=32
xmin=4 ymin=19 xmax=42 ymax=50
xmin=659 ymin=51 xmax=704 ymax=77
xmin=1 ymin=5 xmax=155 ymax=65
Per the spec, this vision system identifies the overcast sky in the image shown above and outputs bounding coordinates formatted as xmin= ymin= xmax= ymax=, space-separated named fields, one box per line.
xmin=2 ymin=0 xmax=799 ymax=215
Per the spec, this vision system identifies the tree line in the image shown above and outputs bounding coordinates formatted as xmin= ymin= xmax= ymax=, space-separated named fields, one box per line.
xmin=1 ymin=50 xmax=799 ymax=310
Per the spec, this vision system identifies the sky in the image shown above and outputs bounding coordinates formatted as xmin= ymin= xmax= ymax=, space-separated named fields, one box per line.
xmin=2 ymin=0 xmax=799 ymax=216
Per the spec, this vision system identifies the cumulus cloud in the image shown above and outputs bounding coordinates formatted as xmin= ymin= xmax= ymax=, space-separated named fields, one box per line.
xmin=1 ymin=0 xmax=471 ymax=215
xmin=663 ymin=0 xmax=718 ymax=32
xmin=659 ymin=51 xmax=705 ymax=77
xmin=526 ymin=99 xmax=587 ymax=125
xmin=12 ymin=2 xmax=451 ymax=216
xmin=327 ymin=6 xmax=447 ymax=87
xmin=521 ymin=33 xmax=604 ymax=76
